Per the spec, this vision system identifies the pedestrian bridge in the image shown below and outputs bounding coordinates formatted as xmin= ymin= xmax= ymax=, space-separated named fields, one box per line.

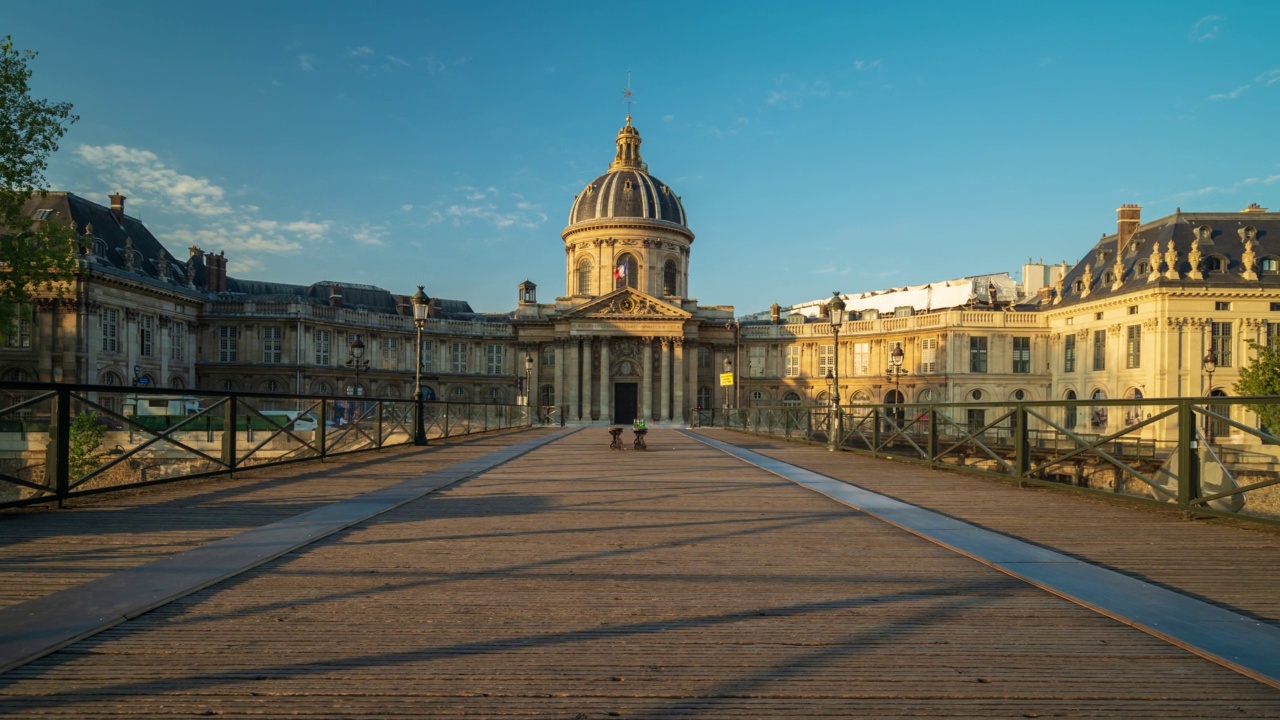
xmin=1 ymin=427 xmax=1278 ymax=717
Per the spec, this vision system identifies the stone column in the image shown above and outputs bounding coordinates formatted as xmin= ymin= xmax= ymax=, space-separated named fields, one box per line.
xmin=599 ymin=339 xmax=611 ymax=422
xmin=641 ymin=338 xmax=654 ymax=421
xmin=567 ymin=339 xmax=580 ymax=421
xmin=673 ymin=338 xmax=686 ymax=425
xmin=529 ymin=346 xmax=540 ymax=409
xmin=159 ymin=316 xmax=171 ymax=384
xmin=553 ymin=340 xmax=565 ymax=415
xmin=660 ymin=338 xmax=671 ymax=421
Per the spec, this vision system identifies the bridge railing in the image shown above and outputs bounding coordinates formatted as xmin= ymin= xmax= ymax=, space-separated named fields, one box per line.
xmin=714 ymin=396 xmax=1280 ymax=527
xmin=0 ymin=381 xmax=533 ymax=509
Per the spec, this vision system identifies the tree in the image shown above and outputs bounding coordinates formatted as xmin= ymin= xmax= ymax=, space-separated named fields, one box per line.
xmin=68 ymin=409 xmax=107 ymax=480
xmin=0 ymin=35 xmax=80 ymax=337
xmin=1233 ymin=339 xmax=1280 ymax=435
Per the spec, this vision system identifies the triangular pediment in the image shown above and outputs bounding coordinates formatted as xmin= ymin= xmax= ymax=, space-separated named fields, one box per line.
xmin=563 ymin=288 xmax=691 ymax=320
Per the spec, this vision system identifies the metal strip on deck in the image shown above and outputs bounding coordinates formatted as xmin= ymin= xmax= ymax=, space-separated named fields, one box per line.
xmin=0 ymin=428 xmax=576 ymax=675
xmin=683 ymin=429 xmax=1280 ymax=689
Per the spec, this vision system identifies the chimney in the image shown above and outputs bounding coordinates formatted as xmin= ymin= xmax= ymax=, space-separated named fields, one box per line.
xmin=770 ymin=303 xmax=781 ymax=324
xmin=109 ymin=192 xmax=126 ymax=224
xmin=330 ymin=284 xmax=344 ymax=309
xmin=216 ymin=251 xmax=228 ymax=292
xmin=1116 ymin=204 xmax=1141 ymax=254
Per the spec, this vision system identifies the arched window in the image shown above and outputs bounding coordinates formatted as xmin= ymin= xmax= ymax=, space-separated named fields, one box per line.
xmin=663 ymin=259 xmax=678 ymax=296
xmin=450 ymin=386 xmax=467 ymax=401
xmin=577 ymin=258 xmax=592 ymax=295
xmin=696 ymin=386 xmax=711 ymax=409
xmin=1208 ymin=389 xmax=1230 ymax=440
xmin=487 ymin=387 xmax=501 ymax=404
xmin=1262 ymin=257 xmax=1278 ymax=273
xmin=782 ymin=391 xmax=802 ymax=407
xmin=380 ymin=384 xmax=400 ymax=398
xmin=265 ymin=379 xmax=281 ymax=393
xmin=851 ymin=390 xmax=870 ymax=404
xmin=815 ymin=391 xmax=830 ymax=406
xmin=750 ymin=389 xmax=767 ymax=405
xmin=540 ymin=384 xmax=555 ymax=407
xmin=1064 ymin=389 xmax=1078 ymax=429
xmin=1136 ymin=261 xmax=1151 ymax=276
xmin=614 ymin=253 xmax=638 ymax=290
xmin=221 ymin=379 xmax=236 ymax=392
xmin=314 ymin=381 xmax=331 ymax=395
xmin=100 ymin=371 xmax=119 ymax=386
xmin=421 ymin=385 xmax=436 ymax=401
xmin=1123 ymin=387 xmax=1144 ymax=426
xmin=168 ymin=375 xmax=185 ymax=389
xmin=1090 ymin=388 xmax=1107 ymax=429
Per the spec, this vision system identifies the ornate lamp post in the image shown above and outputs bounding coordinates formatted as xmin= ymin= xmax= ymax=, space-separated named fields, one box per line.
xmin=411 ymin=286 xmax=430 ymax=446
xmin=1203 ymin=348 xmax=1217 ymax=444
xmin=887 ymin=343 xmax=908 ymax=427
xmin=524 ymin=354 xmax=534 ymax=406
xmin=346 ymin=336 xmax=370 ymax=394
xmin=827 ymin=291 xmax=845 ymax=451
xmin=723 ymin=357 xmax=733 ymax=422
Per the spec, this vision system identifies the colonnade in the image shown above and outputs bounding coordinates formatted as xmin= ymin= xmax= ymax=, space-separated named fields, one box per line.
xmin=539 ymin=336 xmax=696 ymax=423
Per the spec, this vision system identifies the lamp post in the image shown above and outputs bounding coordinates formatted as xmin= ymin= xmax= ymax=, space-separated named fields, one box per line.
xmin=411 ymin=286 xmax=430 ymax=446
xmin=723 ymin=357 xmax=733 ymax=424
xmin=887 ymin=343 xmax=908 ymax=428
xmin=1203 ymin=348 xmax=1217 ymax=444
xmin=827 ymin=291 xmax=845 ymax=451
xmin=524 ymin=354 xmax=534 ymax=406
xmin=345 ymin=334 xmax=371 ymax=426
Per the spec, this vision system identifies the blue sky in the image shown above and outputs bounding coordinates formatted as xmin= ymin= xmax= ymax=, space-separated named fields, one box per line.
xmin=6 ymin=1 xmax=1280 ymax=313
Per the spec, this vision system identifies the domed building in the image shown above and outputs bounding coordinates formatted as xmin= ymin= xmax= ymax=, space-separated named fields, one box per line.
xmin=511 ymin=116 xmax=736 ymax=424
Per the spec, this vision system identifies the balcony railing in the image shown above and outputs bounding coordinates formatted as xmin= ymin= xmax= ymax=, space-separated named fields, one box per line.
xmin=202 ymin=301 xmax=513 ymax=337
xmin=0 ymin=381 xmax=533 ymax=509
xmin=697 ymin=395 xmax=1280 ymax=527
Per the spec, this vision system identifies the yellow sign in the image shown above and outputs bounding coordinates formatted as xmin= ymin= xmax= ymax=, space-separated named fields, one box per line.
xmin=719 ymin=372 xmax=734 ymax=387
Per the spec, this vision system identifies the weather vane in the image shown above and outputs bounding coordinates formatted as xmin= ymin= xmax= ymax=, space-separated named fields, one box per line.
xmin=623 ymin=70 xmax=634 ymax=117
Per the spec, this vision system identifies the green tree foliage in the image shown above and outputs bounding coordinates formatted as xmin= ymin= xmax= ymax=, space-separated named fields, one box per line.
xmin=68 ymin=410 xmax=106 ymax=480
xmin=1233 ymin=339 xmax=1280 ymax=434
xmin=0 ymin=35 xmax=80 ymax=336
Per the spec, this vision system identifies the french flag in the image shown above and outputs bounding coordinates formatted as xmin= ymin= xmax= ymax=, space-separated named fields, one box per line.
xmin=614 ymin=263 xmax=626 ymax=280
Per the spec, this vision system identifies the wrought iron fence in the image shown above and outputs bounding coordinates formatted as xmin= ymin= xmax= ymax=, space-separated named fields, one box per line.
xmin=0 ymin=381 xmax=533 ymax=509
xmin=708 ymin=396 xmax=1280 ymax=527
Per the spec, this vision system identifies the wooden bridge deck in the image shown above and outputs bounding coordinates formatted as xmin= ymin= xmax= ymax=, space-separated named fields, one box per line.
xmin=0 ymin=427 xmax=1278 ymax=718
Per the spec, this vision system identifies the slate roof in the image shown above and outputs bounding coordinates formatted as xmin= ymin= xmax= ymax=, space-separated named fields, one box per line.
xmin=568 ymin=168 xmax=688 ymax=228
xmin=1054 ymin=209 xmax=1280 ymax=308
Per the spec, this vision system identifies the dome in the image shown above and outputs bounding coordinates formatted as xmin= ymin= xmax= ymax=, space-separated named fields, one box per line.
xmin=566 ymin=117 xmax=687 ymax=228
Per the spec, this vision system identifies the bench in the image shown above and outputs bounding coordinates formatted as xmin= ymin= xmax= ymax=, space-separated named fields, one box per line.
xmin=609 ymin=427 xmax=625 ymax=450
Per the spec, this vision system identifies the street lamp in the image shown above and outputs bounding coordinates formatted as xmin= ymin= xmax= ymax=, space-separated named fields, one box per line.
xmin=346 ymin=335 xmax=370 ymax=394
xmin=1203 ymin=348 xmax=1217 ymax=444
xmin=524 ymin=354 xmax=534 ymax=407
xmin=827 ymin=291 xmax=845 ymax=451
xmin=723 ymin=357 xmax=733 ymax=423
xmin=411 ymin=286 xmax=430 ymax=446
xmin=887 ymin=343 xmax=908 ymax=428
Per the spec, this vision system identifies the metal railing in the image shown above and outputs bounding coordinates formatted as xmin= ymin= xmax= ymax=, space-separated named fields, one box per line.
xmin=704 ymin=396 xmax=1280 ymax=527
xmin=0 ymin=381 xmax=533 ymax=509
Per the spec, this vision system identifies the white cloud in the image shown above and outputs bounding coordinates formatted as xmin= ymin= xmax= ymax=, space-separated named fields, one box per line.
xmin=1257 ymin=69 xmax=1280 ymax=86
xmin=351 ymin=46 xmax=374 ymax=56
xmin=298 ymin=54 xmax=314 ymax=72
xmin=1209 ymin=85 xmax=1250 ymax=100
xmin=401 ymin=204 xmax=414 ymax=212
xmin=1190 ymin=15 xmax=1222 ymax=41
xmin=352 ymin=226 xmax=386 ymax=246
xmin=386 ymin=55 xmax=410 ymax=67
xmin=76 ymin=144 xmax=230 ymax=216
xmin=853 ymin=59 xmax=882 ymax=72
xmin=282 ymin=220 xmax=329 ymax=238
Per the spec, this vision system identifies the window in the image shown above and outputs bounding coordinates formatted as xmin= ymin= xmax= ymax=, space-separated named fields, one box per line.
xmin=1064 ymin=335 xmax=1077 ymax=373
xmin=263 ymin=326 xmax=282 ymax=363
xmin=966 ymin=409 xmax=986 ymax=435
xmin=219 ymin=326 xmax=238 ymax=362
xmin=751 ymin=389 xmax=766 ymax=404
xmin=1128 ymin=306 xmax=1138 ymax=315
xmin=1065 ymin=317 xmax=1073 ymax=325
xmin=451 ymin=386 xmax=467 ymax=399
xmin=919 ymin=338 xmax=937 ymax=374
xmin=265 ymin=379 xmax=281 ymax=393
xmin=614 ymin=253 xmax=638 ymax=290
xmin=221 ymin=379 xmax=235 ymax=392
xmin=1125 ymin=325 xmax=1141 ymax=368
xmin=749 ymin=346 xmax=766 ymax=377
xmin=421 ymin=340 xmax=435 ymax=371
xmin=1267 ymin=322 xmax=1280 ymax=347
xmin=101 ymin=308 xmax=120 ymax=353
xmin=487 ymin=387 xmax=501 ymax=404
xmin=139 ymin=315 xmax=155 ymax=357
xmin=171 ymin=322 xmax=186 ymax=361
xmin=1273 ymin=302 xmax=1280 ymax=312
xmin=1211 ymin=322 xmax=1233 ymax=367
xmin=541 ymin=346 xmax=554 ymax=366
xmin=540 ymin=385 xmax=555 ymax=407
xmin=696 ymin=386 xmax=711 ymax=409
xmin=663 ymin=259 xmax=678 ymax=296
xmin=969 ymin=336 xmax=988 ymax=373
xmin=1215 ymin=301 xmax=1232 ymax=311
xmin=315 ymin=381 xmax=331 ymax=395
xmin=577 ymin=258 xmax=592 ymax=294
xmin=452 ymin=342 xmax=468 ymax=373
xmin=3 ymin=304 xmax=31 ymax=348
xmin=1206 ymin=256 xmax=1224 ymax=272
xmin=486 ymin=344 xmax=503 ymax=374
xmin=1095 ymin=312 xmax=1104 ymax=320
xmin=1064 ymin=389 xmax=1078 ymax=428
xmin=1093 ymin=329 xmax=1106 ymax=371
xmin=785 ymin=346 xmax=801 ymax=377
xmin=852 ymin=342 xmax=870 ymax=376
xmin=697 ymin=346 xmax=712 ymax=368
xmin=818 ymin=344 xmax=834 ymax=377
xmin=782 ymin=391 xmax=802 ymax=407
xmin=382 ymin=337 xmax=399 ymax=369
xmin=1012 ymin=337 xmax=1030 ymax=374
xmin=316 ymin=330 xmax=331 ymax=366
xmin=1262 ymin=258 xmax=1278 ymax=273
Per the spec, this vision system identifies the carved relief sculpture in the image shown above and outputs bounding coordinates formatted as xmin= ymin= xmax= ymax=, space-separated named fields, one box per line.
xmin=1186 ymin=238 xmax=1203 ymax=280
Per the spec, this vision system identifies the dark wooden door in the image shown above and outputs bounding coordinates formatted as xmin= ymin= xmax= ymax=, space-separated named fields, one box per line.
xmin=613 ymin=383 xmax=638 ymax=424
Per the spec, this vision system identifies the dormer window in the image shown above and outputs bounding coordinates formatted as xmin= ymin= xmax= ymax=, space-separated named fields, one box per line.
xmin=1262 ymin=257 xmax=1279 ymax=273
xmin=1096 ymin=250 xmax=1111 ymax=264
xmin=1103 ymin=271 xmax=1116 ymax=285
xmin=1205 ymin=255 xmax=1225 ymax=273
xmin=1136 ymin=261 xmax=1151 ymax=276
xmin=32 ymin=209 xmax=52 ymax=221
xmin=1073 ymin=280 xmax=1085 ymax=293
xmin=623 ymin=180 xmax=633 ymax=193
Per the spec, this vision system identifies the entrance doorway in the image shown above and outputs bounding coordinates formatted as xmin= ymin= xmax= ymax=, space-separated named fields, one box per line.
xmin=613 ymin=382 xmax=638 ymax=424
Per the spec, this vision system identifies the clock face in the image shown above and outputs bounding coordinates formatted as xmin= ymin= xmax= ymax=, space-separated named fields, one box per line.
xmin=619 ymin=297 xmax=637 ymax=313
